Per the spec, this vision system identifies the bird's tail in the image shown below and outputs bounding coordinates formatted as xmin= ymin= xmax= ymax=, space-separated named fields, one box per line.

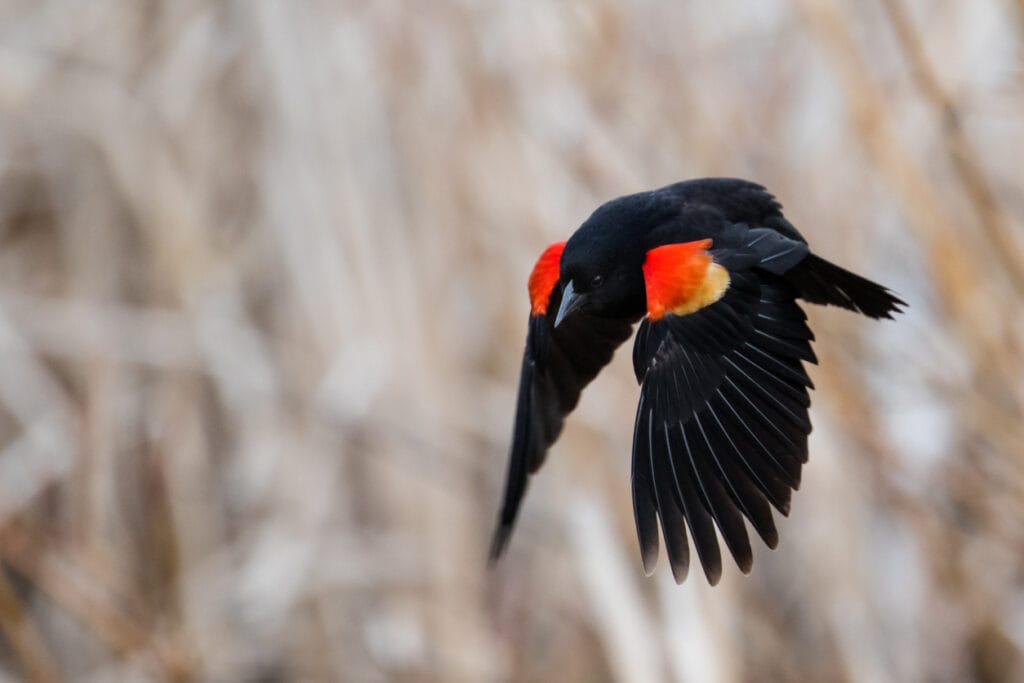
xmin=786 ymin=253 xmax=906 ymax=319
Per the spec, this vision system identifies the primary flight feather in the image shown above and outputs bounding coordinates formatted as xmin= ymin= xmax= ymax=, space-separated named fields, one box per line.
xmin=490 ymin=178 xmax=905 ymax=584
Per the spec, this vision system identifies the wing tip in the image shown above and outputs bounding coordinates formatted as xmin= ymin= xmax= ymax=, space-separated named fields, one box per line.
xmin=643 ymin=559 xmax=658 ymax=579
xmin=733 ymin=547 xmax=754 ymax=575
xmin=669 ymin=557 xmax=689 ymax=584
xmin=703 ymin=565 xmax=723 ymax=586
xmin=641 ymin=545 xmax=659 ymax=578
xmin=488 ymin=525 xmax=513 ymax=566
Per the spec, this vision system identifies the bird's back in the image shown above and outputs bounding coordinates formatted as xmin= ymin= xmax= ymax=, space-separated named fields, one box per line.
xmin=653 ymin=178 xmax=807 ymax=243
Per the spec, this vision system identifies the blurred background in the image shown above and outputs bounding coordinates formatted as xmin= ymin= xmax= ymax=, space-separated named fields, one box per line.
xmin=0 ymin=1 xmax=1022 ymax=681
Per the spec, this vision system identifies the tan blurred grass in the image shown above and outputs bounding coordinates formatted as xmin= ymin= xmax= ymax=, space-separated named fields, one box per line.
xmin=0 ymin=1 xmax=1022 ymax=681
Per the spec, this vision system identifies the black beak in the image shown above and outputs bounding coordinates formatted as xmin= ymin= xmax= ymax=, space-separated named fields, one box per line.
xmin=554 ymin=280 xmax=585 ymax=327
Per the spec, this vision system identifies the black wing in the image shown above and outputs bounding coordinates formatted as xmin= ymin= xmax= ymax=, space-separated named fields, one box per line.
xmin=490 ymin=283 xmax=636 ymax=561
xmin=631 ymin=246 xmax=817 ymax=585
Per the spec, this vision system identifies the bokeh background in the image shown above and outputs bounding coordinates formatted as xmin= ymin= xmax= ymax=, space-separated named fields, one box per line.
xmin=0 ymin=1 xmax=1022 ymax=681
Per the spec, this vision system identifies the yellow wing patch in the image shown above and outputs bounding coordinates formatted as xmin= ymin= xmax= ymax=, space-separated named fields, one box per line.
xmin=643 ymin=240 xmax=731 ymax=320
xmin=669 ymin=261 xmax=730 ymax=316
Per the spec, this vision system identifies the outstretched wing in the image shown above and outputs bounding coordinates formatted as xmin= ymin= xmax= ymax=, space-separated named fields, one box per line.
xmin=490 ymin=243 xmax=636 ymax=561
xmin=631 ymin=232 xmax=816 ymax=584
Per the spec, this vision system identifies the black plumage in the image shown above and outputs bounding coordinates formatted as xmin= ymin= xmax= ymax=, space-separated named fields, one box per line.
xmin=491 ymin=178 xmax=905 ymax=583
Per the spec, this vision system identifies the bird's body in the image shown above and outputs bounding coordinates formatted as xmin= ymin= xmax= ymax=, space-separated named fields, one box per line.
xmin=491 ymin=178 xmax=904 ymax=584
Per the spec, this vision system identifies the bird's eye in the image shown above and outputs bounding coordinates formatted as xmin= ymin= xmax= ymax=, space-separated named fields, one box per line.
xmin=590 ymin=275 xmax=604 ymax=289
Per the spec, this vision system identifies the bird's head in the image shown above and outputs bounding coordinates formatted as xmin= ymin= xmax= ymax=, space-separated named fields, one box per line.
xmin=554 ymin=193 xmax=670 ymax=325
xmin=555 ymin=242 xmax=645 ymax=326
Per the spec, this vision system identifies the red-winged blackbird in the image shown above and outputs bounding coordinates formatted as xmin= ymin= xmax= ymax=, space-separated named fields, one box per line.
xmin=490 ymin=178 xmax=905 ymax=584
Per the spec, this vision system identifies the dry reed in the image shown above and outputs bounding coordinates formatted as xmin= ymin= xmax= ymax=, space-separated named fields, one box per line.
xmin=0 ymin=1 xmax=1022 ymax=681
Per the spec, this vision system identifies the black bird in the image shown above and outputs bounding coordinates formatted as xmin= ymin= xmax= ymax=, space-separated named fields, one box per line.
xmin=490 ymin=178 xmax=905 ymax=584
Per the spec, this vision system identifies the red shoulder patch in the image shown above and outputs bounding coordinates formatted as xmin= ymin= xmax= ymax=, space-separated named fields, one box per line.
xmin=528 ymin=242 xmax=566 ymax=315
xmin=643 ymin=239 xmax=728 ymax=320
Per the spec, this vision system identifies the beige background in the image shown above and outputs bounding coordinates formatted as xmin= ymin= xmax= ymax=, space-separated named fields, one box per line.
xmin=0 ymin=1 xmax=1022 ymax=681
